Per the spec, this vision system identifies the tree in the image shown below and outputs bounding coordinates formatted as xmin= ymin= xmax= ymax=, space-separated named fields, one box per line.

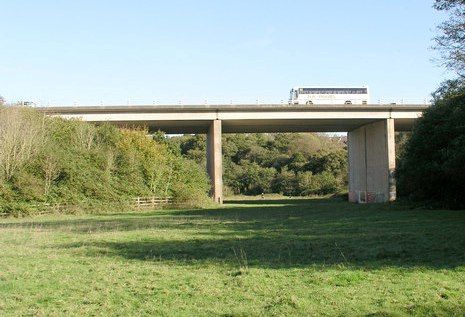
xmin=41 ymin=153 xmax=61 ymax=197
xmin=433 ymin=0 xmax=465 ymax=76
xmin=273 ymin=168 xmax=296 ymax=196
xmin=397 ymin=82 xmax=465 ymax=209
xmin=0 ymin=107 xmax=45 ymax=181
xmin=240 ymin=162 xmax=275 ymax=195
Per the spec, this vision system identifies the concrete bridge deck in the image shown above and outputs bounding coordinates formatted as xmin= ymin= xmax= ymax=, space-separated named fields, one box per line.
xmin=38 ymin=104 xmax=427 ymax=133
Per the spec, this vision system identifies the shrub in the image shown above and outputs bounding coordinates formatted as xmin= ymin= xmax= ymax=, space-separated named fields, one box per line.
xmin=170 ymin=158 xmax=211 ymax=207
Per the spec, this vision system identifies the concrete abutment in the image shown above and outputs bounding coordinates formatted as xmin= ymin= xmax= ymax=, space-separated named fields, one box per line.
xmin=348 ymin=119 xmax=396 ymax=203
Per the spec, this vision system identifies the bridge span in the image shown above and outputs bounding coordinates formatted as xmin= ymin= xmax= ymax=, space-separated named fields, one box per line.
xmin=38 ymin=104 xmax=429 ymax=204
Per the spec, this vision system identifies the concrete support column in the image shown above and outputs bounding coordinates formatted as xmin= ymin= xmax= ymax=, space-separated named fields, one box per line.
xmin=206 ymin=119 xmax=223 ymax=204
xmin=348 ymin=119 xmax=396 ymax=203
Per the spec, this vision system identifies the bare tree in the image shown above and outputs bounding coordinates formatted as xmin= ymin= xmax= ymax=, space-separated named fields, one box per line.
xmin=0 ymin=107 xmax=45 ymax=181
xmin=434 ymin=0 xmax=465 ymax=76
xmin=104 ymin=150 xmax=115 ymax=181
xmin=75 ymin=122 xmax=95 ymax=151
xmin=42 ymin=154 xmax=60 ymax=197
xmin=0 ymin=95 xmax=5 ymax=106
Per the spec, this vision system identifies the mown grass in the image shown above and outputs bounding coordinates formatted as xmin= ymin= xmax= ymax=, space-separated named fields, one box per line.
xmin=1 ymin=198 xmax=465 ymax=316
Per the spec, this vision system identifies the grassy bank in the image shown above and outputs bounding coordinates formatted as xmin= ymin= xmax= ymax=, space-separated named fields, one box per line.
xmin=1 ymin=198 xmax=465 ymax=316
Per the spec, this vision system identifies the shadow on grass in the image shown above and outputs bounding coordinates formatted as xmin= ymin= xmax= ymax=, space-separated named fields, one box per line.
xmin=0 ymin=198 xmax=346 ymax=233
xmin=60 ymin=229 xmax=465 ymax=269
xmin=2 ymin=198 xmax=465 ymax=269
xmin=224 ymin=198 xmax=318 ymax=205
xmin=5 ymin=198 xmax=458 ymax=269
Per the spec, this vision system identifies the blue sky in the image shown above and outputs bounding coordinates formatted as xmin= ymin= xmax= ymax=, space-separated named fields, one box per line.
xmin=0 ymin=0 xmax=451 ymax=105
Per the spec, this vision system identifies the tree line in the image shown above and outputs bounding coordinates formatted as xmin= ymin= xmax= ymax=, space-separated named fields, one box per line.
xmin=167 ymin=132 xmax=348 ymax=197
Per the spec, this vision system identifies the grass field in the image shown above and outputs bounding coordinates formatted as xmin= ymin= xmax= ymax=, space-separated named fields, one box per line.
xmin=1 ymin=198 xmax=465 ymax=316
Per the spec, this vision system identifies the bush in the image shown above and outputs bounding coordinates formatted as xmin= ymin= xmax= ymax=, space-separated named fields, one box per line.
xmin=397 ymin=80 xmax=465 ymax=209
xmin=170 ymin=158 xmax=211 ymax=207
xmin=273 ymin=168 xmax=297 ymax=196
xmin=0 ymin=107 xmax=211 ymax=215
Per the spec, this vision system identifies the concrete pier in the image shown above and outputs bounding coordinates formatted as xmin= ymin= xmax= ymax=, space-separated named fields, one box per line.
xmin=348 ymin=119 xmax=396 ymax=203
xmin=206 ymin=120 xmax=223 ymax=204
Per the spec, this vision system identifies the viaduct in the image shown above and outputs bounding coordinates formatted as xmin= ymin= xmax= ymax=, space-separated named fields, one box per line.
xmin=38 ymin=104 xmax=428 ymax=204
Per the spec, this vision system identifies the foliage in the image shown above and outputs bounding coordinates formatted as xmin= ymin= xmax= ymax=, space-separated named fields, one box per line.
xmin=433 ymin=0 xmax=465 ymax=76
xmin=171 ymin=132 xmax=347 ymax=196
xmin=395 ymin=132 xmax=411 ymax=163
xmin=0 ymin=107 xmax=210 ymax=214
xmin=170 ymin=157 xmax=211 ymax=206
xmin=397 ymin=81 xmax=465 ymax=209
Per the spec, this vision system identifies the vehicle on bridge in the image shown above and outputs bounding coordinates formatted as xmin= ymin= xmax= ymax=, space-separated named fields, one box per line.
xmin=289 ymin=86 xmax=369 ymax=105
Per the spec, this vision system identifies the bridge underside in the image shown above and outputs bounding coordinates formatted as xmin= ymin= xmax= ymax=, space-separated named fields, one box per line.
xmin=96 ymin=118 xmax=416 ymax=134
xmin=198 ymin=118 xmax=399 ymax=204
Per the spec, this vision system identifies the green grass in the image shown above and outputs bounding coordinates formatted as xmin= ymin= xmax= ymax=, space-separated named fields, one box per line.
xmin=1 ymin=198 xmax=465 ymax=316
